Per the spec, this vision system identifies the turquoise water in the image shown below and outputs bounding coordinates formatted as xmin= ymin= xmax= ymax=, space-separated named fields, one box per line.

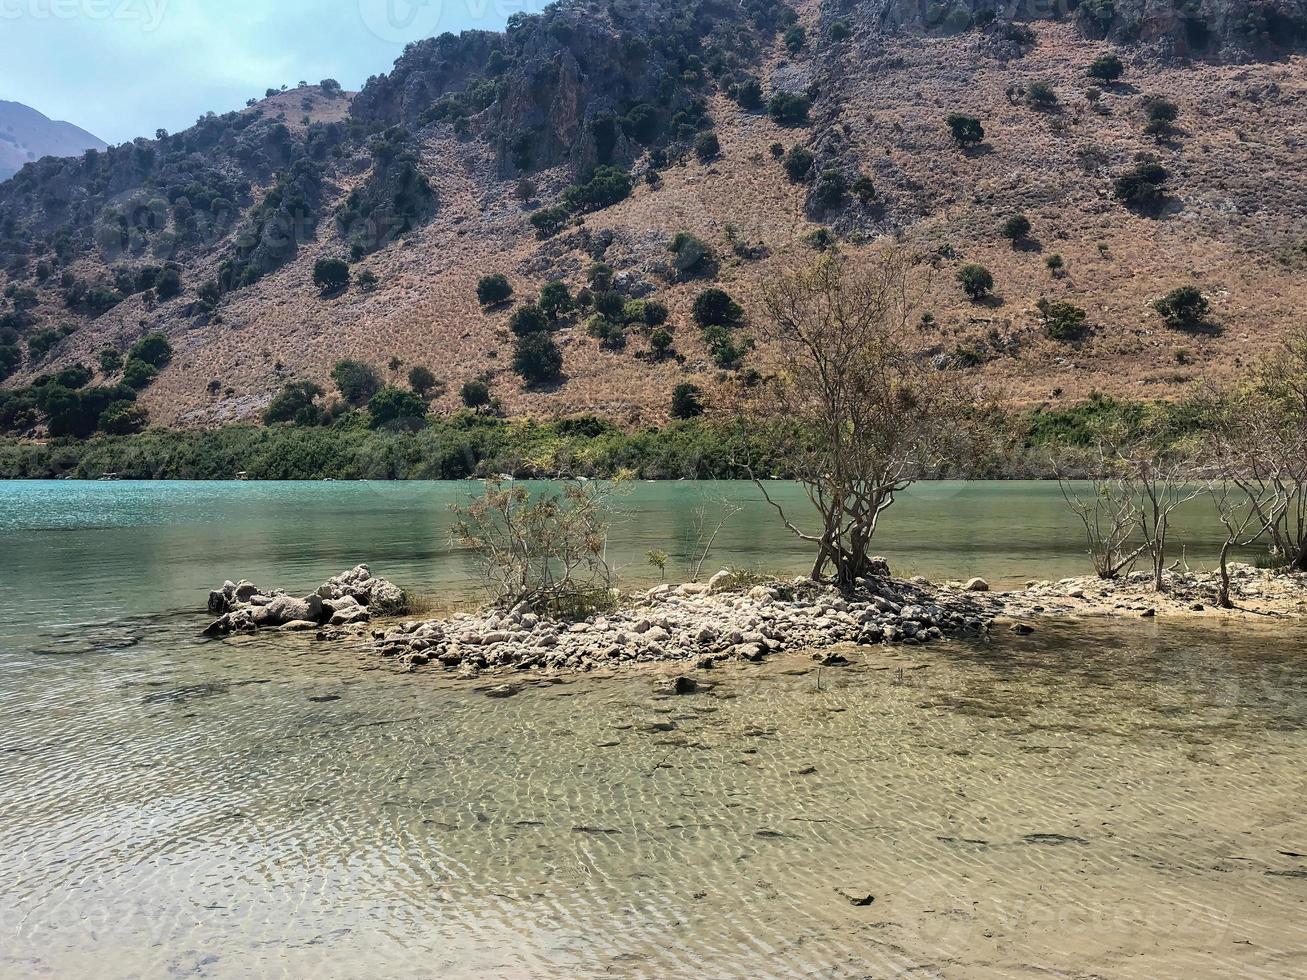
xmin=0 ymin=480 xmax=1230 ymax=652
xmin=3 ymin=481 xmax=1304 ymax=978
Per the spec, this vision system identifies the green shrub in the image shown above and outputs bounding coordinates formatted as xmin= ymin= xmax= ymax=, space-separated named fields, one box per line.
xmin=593 ymin=290 xmax=626 ymax=320
xmin=460 ymin=378 xmax=492 ymax=411
xmin=1037 ymin=298 xmax=1089 ymax=341
xmin=368 ymin=386 xmax=428 ymax=430
xmin=1025 ymin=81 xmax=1059 ymax=110
xmin=128 ymin=332 xmax=173 ymax=368
xmin=312 ymin=257 xmax=350 ymax=293
xmin=1002 ymin=214 xmax=1032 ymax=240
xmin=508 ymin=303 xmax=550 ymax=336
xmin=408 ymin=365 xmax=440 ymax=398
xmin=53 ymin=364 xmax=93 ymax=389
xmin=945 ymin=113 xmax=985 ymax=147
xmin=852 ymin=175 xmax=877 ymax=203
xmin=562 ymin=166 xmax=632 ymax=213
xmin=668 ymin=232 xmax=717 ymax=279
xmin=693 ymin=288 xmax=744 ymax=328
xmin=1088 ymin=53 xmax=1124 ymax=82
xmin=27 ymin=328 xmax=62 ymax=362
xmin=805 ymin=227 xmax=837 ymax=250
xmin=828 ymin=19 xmax=853 ymax=41
xmin=811 ymin=168 xmax=847 ymax=209
xmin=121 ymin=359 xmax=159 ymax=390
xmin=1046 ymin=253 xmax=1065 ymax=276
xmin=768 ymin=92 xmax=810 ymax=126
xmin=530 ymin=206 xmax=570 ymax=239
xmin=330 ymin=359 xmax=381 ymax=406
xmin=512 ymin=332 xmax=563 ymax=384
xmin=733 ymin=77 xmax=764 ymax=110
xmin=478 ymin=277 xmax=512 ymax=307
xmin=264 ymin=381 xmax=324 ymax=425
xmin=784 ymin=24 xmax=806 ymax=53
xmin=1113 ymin=160 xmax=1168 ymax=208
xmin=649 ymin=328 xmax=676 ymax=361
xmin=703 ymin=325 xmax=752 ymax=369
xmin=695 ymin=131 xmax=721 ymax=163
xmin=1153 ymin=286 xmax=1210 ymax=330
xmin=957 ymin=264 xmax=994 ymax=300
xmin=783 ymin=146 xmax=814 ymax=180
xmin=98 ymin=401 xmax=148 ymax=435
xmin=671 ymin=383 xmax=705 ymax=418
xmin=623 ymin=299 xmax=669 ymax=327
xmin=539 ymin=280 xmax=572 ymax=318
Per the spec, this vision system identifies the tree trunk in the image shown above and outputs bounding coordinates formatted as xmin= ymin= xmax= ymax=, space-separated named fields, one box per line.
xmin=1218 ymin=540 xmax=1234 ymax=609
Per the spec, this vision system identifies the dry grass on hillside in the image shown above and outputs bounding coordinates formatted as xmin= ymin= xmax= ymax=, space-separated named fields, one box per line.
xmin=12 ymin=23 xmax=1305 ymax=428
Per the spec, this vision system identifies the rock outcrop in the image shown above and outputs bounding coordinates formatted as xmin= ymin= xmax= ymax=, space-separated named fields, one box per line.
xmin=204 ymin=565 xmax=407 ymax=637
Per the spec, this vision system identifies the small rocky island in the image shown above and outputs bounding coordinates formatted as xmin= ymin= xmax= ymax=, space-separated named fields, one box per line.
xmin=203 ymin=559 xmax=1307 ymax=678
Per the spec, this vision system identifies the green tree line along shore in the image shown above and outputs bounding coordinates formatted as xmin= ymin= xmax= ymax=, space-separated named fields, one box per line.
xmin=0 ymin=393 xmax=1248 ymax=482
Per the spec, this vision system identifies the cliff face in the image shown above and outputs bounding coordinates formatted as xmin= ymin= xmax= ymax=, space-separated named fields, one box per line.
xmin=846 ymin=0 xmax=1307 ymax=57
xmin=0 ymin=1 xmax=1304 ymax=432
xmin=0 ymin=102 xmax=106 ymax=182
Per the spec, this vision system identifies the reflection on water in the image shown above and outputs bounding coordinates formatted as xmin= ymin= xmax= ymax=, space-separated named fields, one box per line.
xmin=2 ymin=617 xmax=1307 ymax=978
xmin=2 ymin=482 xmax=1305 ymax=977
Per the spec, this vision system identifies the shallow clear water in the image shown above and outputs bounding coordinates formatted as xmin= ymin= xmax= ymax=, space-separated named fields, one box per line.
xmin=2 ymin=482 xmax=1305 ymax=978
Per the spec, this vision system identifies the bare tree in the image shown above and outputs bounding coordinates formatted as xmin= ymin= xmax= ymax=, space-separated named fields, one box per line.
xmin=685 ymin=492 xmax=744 ymax=582
xmin=1203 ymin=331 xmax=1307 ymax=572
xmin=752 ymin=248 xmax=973 ymax=588
xmin=1058 ymin=454 xmax=1147 ymax=579
xmin=1133 ymin=454 xmax=1203 ymax=591
xmin=1208 ymin=479 xmax=1287 ymax=608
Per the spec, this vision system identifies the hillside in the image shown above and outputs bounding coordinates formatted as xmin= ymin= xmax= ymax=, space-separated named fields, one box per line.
xmin=0 ymin=101 xmax=106 ymax=181
xmin=1 ymin=0 xmax=1305 ymax=437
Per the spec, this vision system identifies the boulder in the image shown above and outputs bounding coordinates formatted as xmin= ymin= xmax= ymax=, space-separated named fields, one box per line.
xmin=708 ymin=570 xmax=736 ymax=593
xmin=866 ymin=557 xmax=891 ymax=578
xmin=964 ymin=577 xmax=990 ymax=592
xmin=256 ymin=594 xmax=315 ymax=626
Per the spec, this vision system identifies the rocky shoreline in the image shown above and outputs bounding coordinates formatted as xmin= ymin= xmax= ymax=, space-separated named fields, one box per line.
xmin=202 ymin=563 xmax=1307 ymax=680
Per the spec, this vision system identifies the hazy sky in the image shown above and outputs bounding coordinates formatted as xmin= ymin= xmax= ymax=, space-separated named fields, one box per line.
xmin=0 ymin=0 xmax=550 ymax=144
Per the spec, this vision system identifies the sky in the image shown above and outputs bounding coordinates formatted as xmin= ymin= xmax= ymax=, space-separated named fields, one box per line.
xmin=0 ymin=0 xmax=551 ymax=144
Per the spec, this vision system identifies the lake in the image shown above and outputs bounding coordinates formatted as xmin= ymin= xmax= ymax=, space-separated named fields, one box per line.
xmin=1 ymin=481 xmax=1305 ymax=978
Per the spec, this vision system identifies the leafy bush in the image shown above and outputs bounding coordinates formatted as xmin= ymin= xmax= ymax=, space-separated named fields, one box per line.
xmin=155 ymin=266 xmax=183 ymax=300
xmin=508 ymin=303 xmax=550 ymax=336
xmin=783 ymin=146 xmax=814 ymax=181
xmin=703 ymin=325 xmax=753 ymax=369
xmin=732 ymin=77 xmax=764 ymax=110
xmin=539 ymin=280 xmax=572 ymax=318
xmin=828 ymin=19 xmax=853 ymax=41
xmin=263 ymin=380 xmax=324 ymax=425
xmin=1153 ymin=286 xmax=1210 ymax=330
xmin=695 ymin=131 xmax=721 ymax=163
xmin=331 ymin=359 xmax=381 ymax=406
xmin=562 ymin=166 xmax=632 ymax=213
xmin=649 ymin=328 xmax=676 ymax=361
xmin=784 ymin=25 xmax=806 ymax=53
xmin=98 ymin=401 xmax=148 ymax=436
xmin=313 ymin=257 xmax=350 ymax=293
xmin=693 ymin=288 xmax=744 ymax=328
xmin=1037 ymin=298 xmax=1089 ymax=341
xmin=1113 ymin=160 xmax=1169 ymax=208
xmin=852 ymin=175 xmax=877 ymax=203
xmin=530 ymin=206 xmax=571 ymax=239
xmin=668 ymin=232 xmax=717 ymax=279
xmin=671 ymin=383 xmax=706 ymax=419
xmin=585 ymin=316 xmax=627 ymax=352
xmin=805 ymin=227 xmax=837 ymax=250
xmin=408 ymin=365 xmax=440 ymax=398
xmin=1025 ymin=81 xmax=1059 ymax=110
xmin=623 ymin=299 xmax=668 ymax=327
xmin=1046 ymin=253 xmax=1065 ymax=276
xmin=53 ymin=364 xmax=92 ymax=390
xmin=368 ymin=386 xmax=428 ymax=430
xmin=957 ymin=264 xmax=994 ymax=300
xmin=946 ymin=113 xmax=985 ymax=147
xmin=1088 ymin=53 xmax=1125 ymax=82
xmin=768 ymin=92 xmax=810 ymax=126
xmin=1002 ymin=214 xmax=1032 ymax=240
xmin=460 ymin=378 xmax=492 ymax=411
xmin=811 ymin=168 xmax=847 ymax=209
xmin=129 ymin=332 xmax=173 ymax=368
xmin=512 ymin=332 xmax=563 ymax=384
xmin=1143 ymin=97 xmax=1179 ymax=136
xmin=27 ymin=328 xmax=62 ymax=362
xmin=121 ymin=359 xmax=159 ymax=390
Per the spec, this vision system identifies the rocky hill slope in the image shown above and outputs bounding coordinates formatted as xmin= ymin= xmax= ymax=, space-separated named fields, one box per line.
xmin=0 ymin=102 xmax=106 ymax=181
xmin=1 ymin=0 xmax=1304 ymax=432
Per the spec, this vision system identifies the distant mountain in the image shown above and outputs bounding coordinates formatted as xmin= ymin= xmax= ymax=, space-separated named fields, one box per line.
xmin=0 ymin=101 xmax=106 ymax=181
